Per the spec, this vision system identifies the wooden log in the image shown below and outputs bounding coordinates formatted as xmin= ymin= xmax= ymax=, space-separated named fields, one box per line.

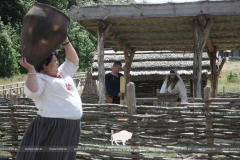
xmin=97 ymin=26 xmax=106 ymax=104
xmin=207 ymin=46 xmax=218 ymax=98
xmin=198 ymin=15 xmax=214 ymax=52
xmin=126 ymin=82 xmax=139 ymax=160
xmin=95 ymin=21 xmax=111 ymax=104
xmin=124 ymin=50 xmax=135 ymax=85
xmin=194 ymin=98 xmax=240 ymax=102
xmin=96 ymin=20 xmax=132 ymax=53
xmin=120 ymin=76 xmax=126 ymax=105
xmin=203 ymin=86 xmax=214 ymax=157
xmin=193 ymin=18 xmax=213 ymax=98
xmin=217 ymin=57 xmax=226 ymax=78
xmin=10 ymin=93 xmax=18 ymax=160
xmin=136 ymin=98 xmax=158 ymax=103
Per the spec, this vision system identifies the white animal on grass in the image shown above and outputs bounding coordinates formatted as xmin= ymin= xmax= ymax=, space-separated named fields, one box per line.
xmin=110 ymin=130 xmax=133 ymax=145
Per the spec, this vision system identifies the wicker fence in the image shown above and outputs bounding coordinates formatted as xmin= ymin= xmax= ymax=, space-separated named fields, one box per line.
xmin=0 ymin=84 xmax=240 ymax=160
xmin=0 ymin=82 xmax=25 ymax=98
xmin=73 ymin=72 xmax=87 ymax=88
xmin=0 ymin=72 xmax=87 ymax=99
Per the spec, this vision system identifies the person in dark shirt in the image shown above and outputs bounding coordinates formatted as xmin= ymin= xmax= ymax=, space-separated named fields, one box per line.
xmin=105 ymin=61 xmax=124 ymax=104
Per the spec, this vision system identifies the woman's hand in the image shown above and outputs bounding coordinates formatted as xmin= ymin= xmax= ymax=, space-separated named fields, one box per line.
xmin=19 ymin=57 xmax=35 ymax=72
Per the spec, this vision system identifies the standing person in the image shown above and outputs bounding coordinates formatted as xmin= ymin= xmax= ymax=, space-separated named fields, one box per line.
xmin=105 ymin=61 xmax=124 ymax=104
xmin=160 ymin=69 xmax=188 ymax=103
xmin=16 ymin=37 xmax=82 ymax=160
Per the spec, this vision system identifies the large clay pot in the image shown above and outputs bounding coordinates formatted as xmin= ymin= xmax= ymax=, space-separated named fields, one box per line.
xmin=21 ymin=3 xmax=70 ymax=67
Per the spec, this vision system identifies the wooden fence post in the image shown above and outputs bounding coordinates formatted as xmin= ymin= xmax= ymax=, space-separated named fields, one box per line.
xmin=22 ymin=83 xmax=26 ymax=97
xmin=10 ymin=92 xmax=18 ymax=160
xmin=126 ymin=82 xmax=139 ymax=160
xmin=203 ymin=86 xmax=214 ymax=157
xmin=3 ymin=86 xmax=5 ymax=98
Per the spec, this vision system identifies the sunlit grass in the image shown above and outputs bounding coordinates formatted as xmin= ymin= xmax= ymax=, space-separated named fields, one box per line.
xmin=0 ymin=74 xmax=27 ymax=85
xmin=207 ymin=60 xmax=240 ymax=92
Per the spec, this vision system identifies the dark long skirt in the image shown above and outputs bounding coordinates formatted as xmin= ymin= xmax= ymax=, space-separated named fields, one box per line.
xmin=16 ymin=115 xmax=81 ymax=160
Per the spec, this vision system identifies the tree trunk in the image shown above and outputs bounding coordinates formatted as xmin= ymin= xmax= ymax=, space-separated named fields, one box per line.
xmin=193 ymin=18 xmax=212 ymax=98
xmin=207 ymin=46 xmax=218 ymax=98
xmin=97 ymin=29 xmax=106 ymax=104
xmin=124 ymin=50 xmax=135 ymax=85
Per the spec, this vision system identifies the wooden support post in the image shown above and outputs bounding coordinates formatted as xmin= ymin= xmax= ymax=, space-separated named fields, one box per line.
xmin=96 ymin=21 xmax=111 ymax=104
xmin=198 ymin=15 xmax=214 ymax=53
xmin=3 ymin=86 xmax=5 ymax=98
xmin=203 ymin=86 xmax=214 ymax=157
xmin=124 ymin=50 xmax=135 ymax=85
xmin=97 ymin=28 xmax=106 ymax=104
xmin=207 ymin=46 xmax=218 ymax=98
xmin=207 ymin=48 xmax=226 ymax=98
xmin=22 ymin=83 xmax=26 ymax=97
xmin=193 ymin=18 xmax=213 ymax=98
xmin=126 ymin=82 xmax=139 ymax=160
xmin=120 ymin=76 xmax=126 ymax=105
xmin=217 ymin=57 xmax=226 ymax=78
xmin=10 ymin=93 xmax=18 ymax=160
xmin=190 ymin=80 xmax=193 ymax=97
xmin=96 ymin=20 xmax=132 ymax=54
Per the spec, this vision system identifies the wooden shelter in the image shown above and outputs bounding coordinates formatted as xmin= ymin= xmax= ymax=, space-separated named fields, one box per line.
xmin=67 ymin=0 xmax=238 ymax=102
xmin=91 ymin=50 xmax=221 ymax=98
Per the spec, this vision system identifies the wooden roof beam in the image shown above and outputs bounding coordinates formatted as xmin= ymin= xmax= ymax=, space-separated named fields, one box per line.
xmin=198 ymin=15 xmax=214 ymax=52
xmin=106 ymin=39 xmax=193 ymax=44
xmin=96 ymin=20 xmax=133 ymax=53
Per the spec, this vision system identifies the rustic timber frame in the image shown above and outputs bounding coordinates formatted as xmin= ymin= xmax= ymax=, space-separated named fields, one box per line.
xmin=68 ymin=1 xmax=240 ymax=99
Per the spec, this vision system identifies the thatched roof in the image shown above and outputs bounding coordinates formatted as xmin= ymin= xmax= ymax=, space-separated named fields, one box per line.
xmin=91 ymin=50 xmax=220 ymax=81
xmin=68 ymin=1 xmax=240 ymax=51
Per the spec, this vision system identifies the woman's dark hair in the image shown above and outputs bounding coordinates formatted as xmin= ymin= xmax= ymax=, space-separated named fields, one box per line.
xmin=35 ymin=51 xmax=59 ymax=72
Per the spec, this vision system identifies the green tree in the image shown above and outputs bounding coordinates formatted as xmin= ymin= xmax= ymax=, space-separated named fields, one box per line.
xmin=0 ymin=0 xmax=132 ymax=77
xmin=58 ymin=21 xmax=97 ymax=71
xmin=0 ymin=18 xmax=20 ymax=78
xmin=0 ymin=0 xmax=25 ymax=27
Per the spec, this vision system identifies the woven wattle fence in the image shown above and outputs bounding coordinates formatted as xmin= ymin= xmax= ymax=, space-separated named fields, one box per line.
xmin=0 ymin=84 xmax=240 ymax=160
xmin=0 ymin=82 xmax=25 ymax=99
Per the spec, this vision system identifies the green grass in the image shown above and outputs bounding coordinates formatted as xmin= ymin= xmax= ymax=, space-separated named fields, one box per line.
xmin=207 ymin=60 xmax=240 ymax=92
xmin=0 ymin=74 xmax=27 ymax=85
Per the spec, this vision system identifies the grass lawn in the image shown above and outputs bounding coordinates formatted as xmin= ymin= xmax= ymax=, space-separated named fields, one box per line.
xmin=0 ymin=74 xmax=27 ymax=85
xmin=208 ymin=60 xmax=240 ymax=92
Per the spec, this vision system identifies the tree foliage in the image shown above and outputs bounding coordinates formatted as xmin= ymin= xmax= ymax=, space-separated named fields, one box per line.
xmin=0 ymin=0 xmax=132 ymax=77
xmin=58 ymin=21 xmax=97 ymax=71
xmin=0 ymin=0 xmax=25 ymax=27
xmin=0 ymin=18 xmax=20 ymax=77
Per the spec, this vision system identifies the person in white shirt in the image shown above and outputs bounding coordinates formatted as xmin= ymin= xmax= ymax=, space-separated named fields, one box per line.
xmin=16 ymin=37 xmax=82 ymax=160
xmin=160 ymin=69 xmax=188 ymax=103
